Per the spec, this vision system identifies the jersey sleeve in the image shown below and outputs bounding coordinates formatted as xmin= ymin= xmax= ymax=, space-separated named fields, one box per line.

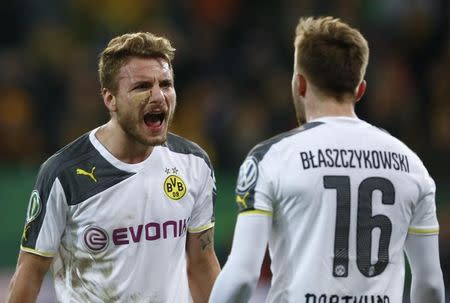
xmin=21 ymin=163 xmax=68 ymax=257
xmin=235 ymin=155 xmax=274 ymax=215
xmin=188 ymin=161 xmax=216 ymax=233
xmin=408 ymin=173 xmax=439 ymax=236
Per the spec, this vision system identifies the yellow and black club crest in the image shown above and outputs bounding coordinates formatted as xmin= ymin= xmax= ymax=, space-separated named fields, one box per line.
xmin=164 ymin=174 xmax=187 ymax=200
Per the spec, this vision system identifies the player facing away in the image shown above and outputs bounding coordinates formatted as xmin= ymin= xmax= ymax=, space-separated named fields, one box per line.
xmin=6 ymin=32 xmax=221 ymax=303
xmin=209 ymin=16 xmax=444 ymax=303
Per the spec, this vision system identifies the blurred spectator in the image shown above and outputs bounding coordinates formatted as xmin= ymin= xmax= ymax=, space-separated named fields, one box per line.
xmin=0 ymin=49 xmax=43 ymax=163
xmin=0 ymin=0 xmax=447 ymax=176
xmin=429 ymin=40 xmax=450 ymax=160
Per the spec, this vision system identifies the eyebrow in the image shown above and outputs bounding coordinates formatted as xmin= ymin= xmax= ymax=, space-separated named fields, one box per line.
xmin=132 ymin=80 xmax=152 ymax=85
xmin=116 ymin=73 xmax=173 ymax=81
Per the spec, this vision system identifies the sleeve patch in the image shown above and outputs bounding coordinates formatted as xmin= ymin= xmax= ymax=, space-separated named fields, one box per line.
xmin=235 ymin=157 xmax=259 ymax=212
xmin=236 ymin=157 xmax=258 ymax=195
xmin=26 ymin=190 xmax=42 ymax=223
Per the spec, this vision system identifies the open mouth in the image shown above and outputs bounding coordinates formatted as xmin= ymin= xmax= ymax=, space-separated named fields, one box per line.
xmin=144 ymin=112 xmax=165 ymax=128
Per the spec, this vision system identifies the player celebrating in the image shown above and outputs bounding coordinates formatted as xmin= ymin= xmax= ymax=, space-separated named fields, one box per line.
xmin=210 ymin=17 xmax=444 ymax=303
xmin=7 ymin=32 xmax=220 ymax=303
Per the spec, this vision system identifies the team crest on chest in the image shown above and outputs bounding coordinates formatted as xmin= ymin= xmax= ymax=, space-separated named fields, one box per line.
xmin=163 ymin=167 xmax=187 ymax=201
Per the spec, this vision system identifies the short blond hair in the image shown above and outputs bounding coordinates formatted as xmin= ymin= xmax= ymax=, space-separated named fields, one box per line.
xmin=294 ymin=16 xmax=369 ymax=98
xmin=98 ymin=32 xmax=176 ymax=94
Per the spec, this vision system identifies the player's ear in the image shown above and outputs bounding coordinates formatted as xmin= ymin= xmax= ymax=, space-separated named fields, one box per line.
xmin=355 ymin=80 xmax=366 ymax=103
xmin=102 ymin=88 xmax=117 ymax=112
xmin=298 ymin=74 xmax=307 ymax=97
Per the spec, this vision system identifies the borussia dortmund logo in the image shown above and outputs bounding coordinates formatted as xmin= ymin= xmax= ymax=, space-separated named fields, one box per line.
xmin=26 ymin=190 xmax=42 ymax=223
xmin=164 ymin=174 xmax=187 ymax=200
xmin=334 ymin=265 xmax=346 ymax=277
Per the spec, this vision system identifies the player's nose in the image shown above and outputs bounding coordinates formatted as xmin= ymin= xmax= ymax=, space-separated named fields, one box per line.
xmin=149 ymin=85 xmax=165 ymax=103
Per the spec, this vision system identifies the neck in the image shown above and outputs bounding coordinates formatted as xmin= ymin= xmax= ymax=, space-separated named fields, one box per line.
xmin=305 ymin=94 xmax=357 ymax=122
xmin=95 ymin=121 xmax=154 ymax=164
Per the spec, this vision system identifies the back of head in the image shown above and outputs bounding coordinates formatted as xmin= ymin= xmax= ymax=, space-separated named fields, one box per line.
xmin=98 ymin=32 xmax=176 ymax=94
xmin=294 ymin=17 xmax=369 ymax=100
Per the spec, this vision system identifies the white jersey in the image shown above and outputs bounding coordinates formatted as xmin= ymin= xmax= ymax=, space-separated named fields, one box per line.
xmin=21 ymin=128 xmax=216 ymax=303
xmin=235 ymin=116 xmax=439 ymax=303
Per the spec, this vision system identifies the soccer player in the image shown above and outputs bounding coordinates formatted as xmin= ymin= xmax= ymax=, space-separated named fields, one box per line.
xmin=210 ymin=16 xmax=444 ymax=303
xmin=6 ymin=32 xmax=220 ymax=303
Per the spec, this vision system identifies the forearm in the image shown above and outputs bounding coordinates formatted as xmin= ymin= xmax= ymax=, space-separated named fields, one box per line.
xmin=7 ymin=270 xmax=42 ymax=303
xmin=188 ymin=254 xmax=221 ymax=303
xmin=209 ymin=214 xmax=271 ymax=303
xmin=6 ymin=251 xmax=52 ymax=303
xmin=187 ymin=228 xmax=221 ymax=303
xmin=410 ymin=278 xmax=445 ymax=303
xmin=405 ymin=234 xmax=445 ymax=303
xmin=209 ymin=254 xmax=261 ymax=303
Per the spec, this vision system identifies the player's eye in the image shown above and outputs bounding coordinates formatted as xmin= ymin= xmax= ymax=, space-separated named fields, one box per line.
xmin=133 ymin=83 xmax=151 ymax=91
xmin=160 ymin=80 xmax=173 ymax=89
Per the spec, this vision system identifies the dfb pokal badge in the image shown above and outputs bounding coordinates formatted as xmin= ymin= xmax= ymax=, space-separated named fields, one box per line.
xmin=26 ymin=190 xmax=42 ymax=223
xmin=236 ymin=157 xmax=258 ymax=195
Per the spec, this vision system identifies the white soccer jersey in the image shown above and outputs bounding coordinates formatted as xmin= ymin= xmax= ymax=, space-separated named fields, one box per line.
xmin=21 ymin=128 xmax=216 ymax=303
xmin=235 ymin=116 xmax=439 ymax=303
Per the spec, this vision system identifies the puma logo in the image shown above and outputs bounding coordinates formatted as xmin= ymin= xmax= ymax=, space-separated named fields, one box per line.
xmin=76 ymin=167 xmax=97 ymax=182
xmin=22 ymin=224 xmax=31 ymax=241
xmin=236 ymin=192 xmax=249 ymax=209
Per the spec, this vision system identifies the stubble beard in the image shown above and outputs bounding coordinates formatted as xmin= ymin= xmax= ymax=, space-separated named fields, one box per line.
xmin=117 ymin=110 xmax=174 ymax=147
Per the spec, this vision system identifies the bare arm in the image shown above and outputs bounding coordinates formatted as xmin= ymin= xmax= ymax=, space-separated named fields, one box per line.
xmin=186 ymin=227 xmax=221 ymax=303
xmin=404 ymin=234 xmax=445 ymax=303
xmin=209 ymin=213 xmax=271 ymax=303
xmin=6 ymin=251 xmax=53 ymax=303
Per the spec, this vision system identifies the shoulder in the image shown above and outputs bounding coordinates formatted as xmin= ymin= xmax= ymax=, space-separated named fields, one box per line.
xmin=247 ymin=121 xmax=324 ymax=162
xmin=32 ymin=131 xmax=96 ymax=207
xmin=37 ymin=132 xmax=94 ymax=185
xmin=164 ymin=132 xmax=213 ymax=170
xmin=364 ymin=121 xmax=409 ymax=147
xmin=37 ymin=131 xmax=135 ymax=205
xmin=366 ymin=122 xmax=431 ymax=176
xmin=371 ymin=124 xmax=424 ymax=160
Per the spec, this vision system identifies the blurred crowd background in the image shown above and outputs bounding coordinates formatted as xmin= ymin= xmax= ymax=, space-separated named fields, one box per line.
xmin=0 ymin=0 xmax=449 ymax=301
